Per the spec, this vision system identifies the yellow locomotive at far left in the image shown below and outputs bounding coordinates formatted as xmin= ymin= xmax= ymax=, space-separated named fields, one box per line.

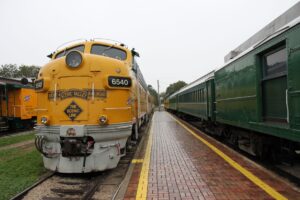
xmin=0 ymin=78 xmax=37 ymax=130
xmin=5 ymin=88 xmax=37 ymax=120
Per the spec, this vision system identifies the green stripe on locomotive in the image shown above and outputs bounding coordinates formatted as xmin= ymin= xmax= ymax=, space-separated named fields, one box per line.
xmin=214 ymin=23 xmax=300 ymax=142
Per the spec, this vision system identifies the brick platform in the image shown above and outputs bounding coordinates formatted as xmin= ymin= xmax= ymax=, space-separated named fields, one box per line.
xmin=124 ymin=111 xmax=300 ymax=200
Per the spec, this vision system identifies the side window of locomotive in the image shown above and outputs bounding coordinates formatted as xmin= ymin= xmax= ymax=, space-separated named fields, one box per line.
xmin=262 ymin=46 xmax=287 ymax=79
xmin=132 ymin=57 xmax=139 ymax=74
xmin=91 ymin=45 xmax=127 ymax=60
xmin=55 ymin=45 xmax=85 ymax=59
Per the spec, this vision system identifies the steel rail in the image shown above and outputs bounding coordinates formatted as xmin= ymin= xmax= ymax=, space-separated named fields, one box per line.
xmin=10 ymin=172 xmax=55 ymax=200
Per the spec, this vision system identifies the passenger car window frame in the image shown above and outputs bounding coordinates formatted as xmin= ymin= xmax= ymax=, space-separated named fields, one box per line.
xmin=262 ymin=45 xmax=287 ymax=81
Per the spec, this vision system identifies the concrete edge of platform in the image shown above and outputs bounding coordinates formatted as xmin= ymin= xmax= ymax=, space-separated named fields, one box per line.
xmin=114 ymin=116 xmax=153 ymax=200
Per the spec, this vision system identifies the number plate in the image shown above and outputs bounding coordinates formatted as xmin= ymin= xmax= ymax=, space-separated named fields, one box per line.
xmin=35 ymin=79 xmax=43 ymax=90
xmin=108 ymin=76 xmax=132 ymax=88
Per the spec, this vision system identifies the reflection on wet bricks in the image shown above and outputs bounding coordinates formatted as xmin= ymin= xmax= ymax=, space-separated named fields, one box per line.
xmin=125 ymin=111 xmax=300 ymax=200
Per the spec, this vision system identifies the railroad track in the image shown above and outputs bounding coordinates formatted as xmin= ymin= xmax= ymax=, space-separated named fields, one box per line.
xmin=10 ymin=146 xmax=136 ymax=200
xmin=10 ymin=117 xmax=151 ymax=200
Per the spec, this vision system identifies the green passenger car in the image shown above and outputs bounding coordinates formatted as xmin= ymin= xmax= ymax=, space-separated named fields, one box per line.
xmin=215 ymin=22 xmax=300 ymax=142
xmin=168 ymin=72 xmax=215 ymax=121
xmin=166 ymin=4 xmax=300 ymax=157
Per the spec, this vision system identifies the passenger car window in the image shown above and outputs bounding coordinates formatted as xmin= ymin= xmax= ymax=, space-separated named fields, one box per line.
xmin=91 ymin=44 xmax=127 ymax=60
xmin=263 ymin=47 xmax=287 ymax=78
xmin=55 ymin=45 xmax=85 ymax=59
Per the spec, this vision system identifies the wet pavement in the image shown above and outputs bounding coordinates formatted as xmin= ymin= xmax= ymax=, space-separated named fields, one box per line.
xmin=124 ymin=111 xmax=300 ymax=200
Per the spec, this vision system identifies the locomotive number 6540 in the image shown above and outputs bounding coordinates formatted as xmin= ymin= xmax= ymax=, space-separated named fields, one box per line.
xmin=108 ymin=76 xmax=132 ymax=88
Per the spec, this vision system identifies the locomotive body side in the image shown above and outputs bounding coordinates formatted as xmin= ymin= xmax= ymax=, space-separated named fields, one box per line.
xmin=0 ymin=79 xmax=37 ymax=130
xmin=35 ymin=41 xmax=149 ymax=173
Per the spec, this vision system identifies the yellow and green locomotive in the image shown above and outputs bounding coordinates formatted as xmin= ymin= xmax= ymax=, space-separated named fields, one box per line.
xmin=35 ymin=40 xmax=152 ymax=173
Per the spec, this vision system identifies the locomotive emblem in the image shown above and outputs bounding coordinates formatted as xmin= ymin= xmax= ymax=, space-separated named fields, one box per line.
xmin=24 ymin=95 xmax=30 ymax=102
xmin=64 ymin=101 xmax=82 ymax=121
xmin=48 ymin=89 xmax=107 ymax=101
xmin=66 ymin=128 xmax=76 ymax=136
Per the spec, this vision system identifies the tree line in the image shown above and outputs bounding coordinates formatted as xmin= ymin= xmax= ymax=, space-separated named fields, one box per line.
xmin=0 ymin=64 xmax=40 ymax=79
xmin=165 ymin=80 xmax=187 ymax=98
xmin=153 ymin=80 xmax=187 ymax=106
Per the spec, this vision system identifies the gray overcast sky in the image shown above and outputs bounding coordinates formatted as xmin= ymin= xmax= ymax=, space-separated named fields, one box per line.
xmin=0 ymin=0 xmax=299 ymax=91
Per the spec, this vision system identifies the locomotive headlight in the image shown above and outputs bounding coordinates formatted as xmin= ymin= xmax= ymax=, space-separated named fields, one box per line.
xmin=65 ymin=51 xmax=83 ymax=68
xmin=41 ymin=116 xmax=49 ymax=125
xmin=99 ymin=115 xmax=108 ymax=125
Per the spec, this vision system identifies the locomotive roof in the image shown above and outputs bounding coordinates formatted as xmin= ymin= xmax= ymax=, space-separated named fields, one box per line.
xmin=50 ymin=39 xmax=130 ymax=59
xmin=49 ymin=39 xmax=149 ymax=92
xmin=0 ymin=77 xmax=34 ymax=88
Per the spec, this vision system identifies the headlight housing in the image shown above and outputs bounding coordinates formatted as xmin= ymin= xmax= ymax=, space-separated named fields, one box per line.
xmin=65 ymin=51 xmax=82 ymax=68
xmin=99 ymin=115 xmax=108 ymax=125
xmin=35 ymin=79 xmax=44 ymax=90
xmin=41 ymin=116 xmax=49 ymax=125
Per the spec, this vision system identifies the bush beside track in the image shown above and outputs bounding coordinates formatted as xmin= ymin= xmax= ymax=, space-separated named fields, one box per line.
xmin=0 ymin=133 xmax=46 ymax=200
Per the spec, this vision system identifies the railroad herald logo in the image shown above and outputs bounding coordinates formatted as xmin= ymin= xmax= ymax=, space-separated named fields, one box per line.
xmin=64 ymin=101 xmax=82 ymax=121
xmin=66 ymin=128 xmax=76 ymax=136
xmin=48 ymin=89 xmax=107 ymax=101
xmin=24 ymin=95 xmax=30 ymax=102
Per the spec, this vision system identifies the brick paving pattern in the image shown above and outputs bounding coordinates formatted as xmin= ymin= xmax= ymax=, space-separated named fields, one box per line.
xmin=147 ymin=112 xmax=299 ymax=200
xmin=124 ymin=111 xmax=300 ymax=200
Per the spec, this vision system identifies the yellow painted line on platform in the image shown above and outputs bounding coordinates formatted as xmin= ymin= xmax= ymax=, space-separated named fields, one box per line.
xmin=168 ymin=113 xmax=288 ymax=200
xmin=132 ymin=159 xmax=144 ymax=164
xmin=135 ymin=121 xmax=153 ymax=200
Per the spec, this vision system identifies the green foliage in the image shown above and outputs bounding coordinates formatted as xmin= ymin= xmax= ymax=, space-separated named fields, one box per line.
xmin=0 ymin=132 xmax=35 ymax=148
xmin=165 ymin=80 xmax=187 ymax=97
xmin=17 ymin=65 xmax=41 ymax=78
xmin=0 ymin=64 xmax=18 ymax=78
xmin=0 ymin=148 xmax=45 ymax=200
xmin=0 ymin=64 xmax=40 ymax=78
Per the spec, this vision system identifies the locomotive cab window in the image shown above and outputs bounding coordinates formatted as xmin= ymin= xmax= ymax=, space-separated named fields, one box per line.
xmin=91 ymin=44 xmax=127 ymax=60
xmin=55 ymin=45 xmax=85 ymax=59
xmin=261 ymin=44 xmax=288 ymax=123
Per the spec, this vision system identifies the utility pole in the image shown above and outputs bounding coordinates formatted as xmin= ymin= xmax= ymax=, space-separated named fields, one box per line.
xmin=157 ymin=80 xmax=160 ymax=111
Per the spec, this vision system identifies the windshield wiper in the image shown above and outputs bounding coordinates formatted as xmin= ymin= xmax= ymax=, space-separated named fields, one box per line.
xmin=99 ymin=45 xmax=113 ymax=55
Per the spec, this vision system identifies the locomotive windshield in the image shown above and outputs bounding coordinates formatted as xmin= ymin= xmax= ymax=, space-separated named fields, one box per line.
xmin=91 ymin=44 xmax=127 ymax=60
xmin=55 ymin=45 xmax=85 ymax=59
